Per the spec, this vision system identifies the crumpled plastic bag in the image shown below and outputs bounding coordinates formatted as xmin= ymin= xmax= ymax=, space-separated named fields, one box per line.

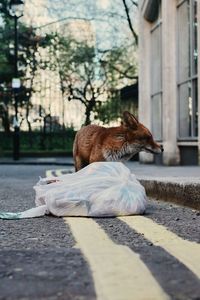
xmin=0 ymin=162 xmax=147 ymax=219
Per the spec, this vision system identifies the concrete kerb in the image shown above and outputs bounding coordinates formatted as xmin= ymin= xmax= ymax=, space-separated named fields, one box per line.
xmin=138 ymin=177 xmax=200 ymax=211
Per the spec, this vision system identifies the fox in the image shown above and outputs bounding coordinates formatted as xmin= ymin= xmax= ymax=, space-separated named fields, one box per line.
xmin=73 ymin=111 xmax=163 ymax=171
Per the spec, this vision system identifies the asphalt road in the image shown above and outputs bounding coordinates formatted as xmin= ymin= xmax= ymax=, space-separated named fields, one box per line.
xmin=0 ymin=165 xmax=200 ymax=300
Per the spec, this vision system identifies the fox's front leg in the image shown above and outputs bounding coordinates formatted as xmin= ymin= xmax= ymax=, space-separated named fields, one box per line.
xmin=89 ymin=148 xmax=106 ymax=164
xmin=74 ymin=156 xmax=89 ymax=172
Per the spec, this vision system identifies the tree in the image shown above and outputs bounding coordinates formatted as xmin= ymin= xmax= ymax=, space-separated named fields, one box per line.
xmin=47 ymin=33 xmax=137 ymax=125
xmin=0 ymin=2 xmax=51 ymax=132
xmin=2 ymin=0 xmax=139 ymax=129
xmin=48 ymin=36 xmax=106 ymax=125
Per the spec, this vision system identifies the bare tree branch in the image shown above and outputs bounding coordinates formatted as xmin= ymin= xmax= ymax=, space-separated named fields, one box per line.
xmin=122 ymin=0 xmax=138 ymax=45
xmin=130 ymin=0 xmax=138 ymax=7
xmin=68 ymin=83 xmax=86 ymax=105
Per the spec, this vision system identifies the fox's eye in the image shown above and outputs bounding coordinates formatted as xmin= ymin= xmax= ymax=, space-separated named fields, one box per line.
xmin=139 ymin=136 xmax=151 ymax=144
xmin=145 ymin=134 xmax=152 ymax=141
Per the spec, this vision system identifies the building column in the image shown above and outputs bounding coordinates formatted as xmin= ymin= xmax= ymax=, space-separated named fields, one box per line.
xmin=161 ymin=0 xmax=180 ymax=165
xmin=138 ymin=1 xmax=154 ymax=163
xmin=198 ymin=0 xmax=200 ymax=164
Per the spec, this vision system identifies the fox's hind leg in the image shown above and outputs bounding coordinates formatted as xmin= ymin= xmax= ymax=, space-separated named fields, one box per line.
xmin=73 ymin=130 xmax=89 ymax=171
xmin=74 ymin=156 xmax=81 ymax=172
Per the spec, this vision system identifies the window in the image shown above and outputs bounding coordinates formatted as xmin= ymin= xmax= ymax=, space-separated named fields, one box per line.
xmin=177 ymin=0 xmax=198 ymax=139
xmin=150 ymin=4 xmax=162 ymax=141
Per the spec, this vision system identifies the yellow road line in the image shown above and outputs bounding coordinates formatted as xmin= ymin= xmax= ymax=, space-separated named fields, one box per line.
xmin=120 ymin=216 xmax=200 ymax=279
xmin=65 ymin=217 xmax=170 ymax=300
xmin=55 ymin=169 xmax=63 ymax=176
xmin=46 ymin=169 xmax=70 ymax=177
xmin=46 ymin=170 xmax=54 ymax=177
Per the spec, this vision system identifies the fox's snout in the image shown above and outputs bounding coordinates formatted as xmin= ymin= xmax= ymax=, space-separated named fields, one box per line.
xmin=143 ymin=143 xmax=164 ymax=154
xmin=155 ymin=144 xmax=164 ymax=154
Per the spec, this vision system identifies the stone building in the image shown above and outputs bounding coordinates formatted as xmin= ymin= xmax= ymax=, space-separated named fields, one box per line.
xmin=139 ymin=0 xmax=199 ymax=165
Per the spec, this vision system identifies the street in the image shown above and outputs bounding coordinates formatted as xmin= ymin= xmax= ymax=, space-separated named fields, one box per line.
xmin=0 ymin=165 xmax=200 ymax=300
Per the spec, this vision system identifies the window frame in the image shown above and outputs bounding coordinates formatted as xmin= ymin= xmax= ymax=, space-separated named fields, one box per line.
xmin=177 ymin=0 xmax=198 ymax=140
xmin=150 ymin=10 xmax=163 ymax=142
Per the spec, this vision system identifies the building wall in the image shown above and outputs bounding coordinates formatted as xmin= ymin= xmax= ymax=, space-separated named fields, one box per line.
xmin=139 ymin=0 xmax=199 ymax=165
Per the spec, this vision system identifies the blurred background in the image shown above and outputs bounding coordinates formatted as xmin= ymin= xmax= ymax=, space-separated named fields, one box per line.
xmin=0 ymin=0 xmax=199 ymax=166
xmin=0 ymin=0 xmax=138 ymax=159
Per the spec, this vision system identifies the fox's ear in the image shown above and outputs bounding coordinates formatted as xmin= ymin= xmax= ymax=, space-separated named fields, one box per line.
xmin=122 ymin=111 xmax=138 ymax=130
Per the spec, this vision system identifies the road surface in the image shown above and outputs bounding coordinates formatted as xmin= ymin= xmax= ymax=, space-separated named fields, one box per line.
xmin=0 ymin=165 xmax=200 ymax=300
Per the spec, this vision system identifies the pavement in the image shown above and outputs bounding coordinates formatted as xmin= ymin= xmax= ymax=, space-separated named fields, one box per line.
xmin=126 ymin=162 xmax=200 ymax=211
xmin=0 ymin=156 xmax=200 ymax=210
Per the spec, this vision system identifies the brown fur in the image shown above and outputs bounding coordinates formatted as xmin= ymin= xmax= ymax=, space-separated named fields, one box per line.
xmin=73 ymin=111 xmax=163 ymax=171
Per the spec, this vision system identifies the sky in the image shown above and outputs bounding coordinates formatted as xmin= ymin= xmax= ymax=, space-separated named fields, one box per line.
xmin=22 ymin=0 xmax=138 ymax=50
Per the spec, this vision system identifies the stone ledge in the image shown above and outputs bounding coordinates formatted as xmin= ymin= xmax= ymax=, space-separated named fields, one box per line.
xmin=138 ymin=177 xmax=200 ymax=211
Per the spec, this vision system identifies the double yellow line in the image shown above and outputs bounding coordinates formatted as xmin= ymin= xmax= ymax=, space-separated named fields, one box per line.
xmin=46 ymin=169 xmax=73 ymax=178
xmin=120 ymin=216 xmax=200 ymax=279
xmin=65 ymin=217 xmax=170 ymax=300
xmin=64 ymin=216 xmax=200 ymax=300
xmin=46 ymin=169 xmax=200 ymax=299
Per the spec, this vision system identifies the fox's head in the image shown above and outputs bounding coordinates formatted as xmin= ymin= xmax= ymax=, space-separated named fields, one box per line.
xmin=121 ymin=111 xmax=163 ymax=155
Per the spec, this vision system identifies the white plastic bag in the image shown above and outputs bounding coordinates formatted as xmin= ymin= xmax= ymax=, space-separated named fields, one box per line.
xmin=0 ymin=162 xmax=147 ymax=219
